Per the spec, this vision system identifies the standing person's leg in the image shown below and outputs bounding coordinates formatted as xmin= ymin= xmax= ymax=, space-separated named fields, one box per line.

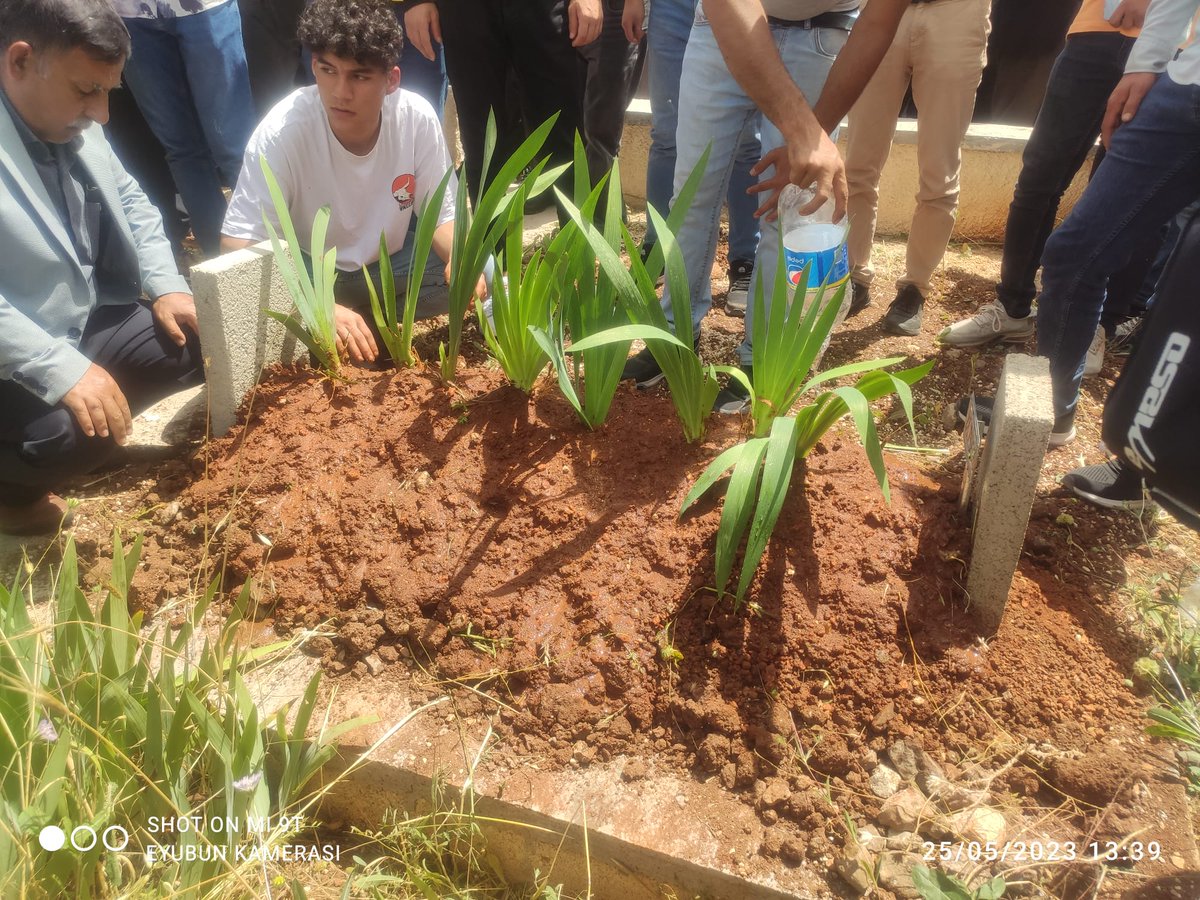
xmin=665 ymin=19 xmax=760 ymax=333
xmin=238 ymin=0 xmax=309 ymax=118
xmin=737 ymin=23 xmax=845 ymax=368
xmin=844 ymin=8 xmax=911 ymax=315
xmin=579 ymin=0 xmax=646 ymax=185
xmin=938 ymin=31 xmax=1133 ymax=347
xmin=644 ymin=0 xmax=694 ymax=247
xmin=892 ymin=0 xmax=989 ymax=332
xmin=175 ymin=1 xmax=257 ymax=189
xmin=1036 ymin=75 xmax=1200 ymax=430
xmin=122 ymin=16 xmax=228 ymax=256
xmin=505 ymin=0 xmax=586 ymax=201
xmin=620 ymin=12 xmax=759 ymax=387
xmin=440 ymin=2 xmax=512 ymax=199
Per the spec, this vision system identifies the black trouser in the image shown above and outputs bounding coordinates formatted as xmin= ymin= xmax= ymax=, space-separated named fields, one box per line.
xmin=997 ymin=31 xmax=1134 ymax=319
xmin=578 ymin=0 xmax=645 ymax=186
xmin=439 ymin=0 xmax=585 ymax=203
xmin=237 ymin=0 xmax=310 ymax=118
xmin=0 ymin=303 xmax=204 ymax=505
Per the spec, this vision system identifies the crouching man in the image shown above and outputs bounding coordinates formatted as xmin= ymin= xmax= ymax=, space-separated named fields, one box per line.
xmin=0 ymin=0 xmax=203 ymax=536
xmin=221 ymin=0 xmax=484 ymax=367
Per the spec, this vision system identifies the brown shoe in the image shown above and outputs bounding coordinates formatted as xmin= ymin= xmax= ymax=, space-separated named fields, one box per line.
xmin=0 ymin=494 xmax=73 ymax=536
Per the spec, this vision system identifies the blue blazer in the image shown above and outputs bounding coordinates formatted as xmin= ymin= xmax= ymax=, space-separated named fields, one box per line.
xmin=0 ymin=99 xmax=189 ymax=405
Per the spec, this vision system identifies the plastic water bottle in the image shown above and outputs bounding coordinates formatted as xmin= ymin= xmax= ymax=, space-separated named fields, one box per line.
xmin=778 ymin=185 xmax=849 ymax=319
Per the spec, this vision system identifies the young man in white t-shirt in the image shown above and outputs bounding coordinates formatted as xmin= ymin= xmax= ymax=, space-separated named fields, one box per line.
xmin=221 ymin=0 xmax=485 ymax=366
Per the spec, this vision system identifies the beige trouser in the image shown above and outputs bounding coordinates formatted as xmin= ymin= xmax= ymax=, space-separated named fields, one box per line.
xmin=845 ymin=0 xmax=991 ymax=297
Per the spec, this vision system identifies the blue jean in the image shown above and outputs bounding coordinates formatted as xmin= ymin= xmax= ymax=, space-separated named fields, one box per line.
xmin=663 ymin=14 xmax=847 ymax=364
xmin=122 ymin=1 xmax=256 ymax=257
xmin=645 ymin=0 xmax=760 ymax=261
xmin=997 ymin=31 xmax=1133 ymax=318
xmin=1036 ymin=74 xmax=1200 ymax=420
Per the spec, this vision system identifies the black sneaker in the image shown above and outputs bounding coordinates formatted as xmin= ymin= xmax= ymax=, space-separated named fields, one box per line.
xmin=882 ymin=284 xmax=925 ymax=336
xmin=725 ymin=259 xmax=753 ymax=317
xmin=621 ymin=335 xmax=701 ymax=389
xmin=1062 ymin=459 xmax=1153 ymax=512
xmin=953 ymin=395 xmax=1075 ymax=447
xmin=847 ymin=280 xmax=871 ymax=318
xmin=713 ymin=365 xmax=752 ymax=415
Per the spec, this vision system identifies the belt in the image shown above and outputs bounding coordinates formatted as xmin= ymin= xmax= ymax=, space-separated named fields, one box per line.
xmin=766 ymin=11 xmax=858 ymax=31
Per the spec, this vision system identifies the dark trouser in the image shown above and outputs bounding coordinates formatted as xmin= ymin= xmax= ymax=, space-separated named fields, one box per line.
xmin=393 ymin=7 xmax=449 ymax=118
xmin=997 ymin=31 xmax=1134 ymax=319
xmin=0 ymin=303 xmax=204 ymax=505
xmin=1036 ymin=74 xmax=1200 ymax=421
xmin=237 ymin=0 xmax=309 ymax=119
xmin=439 ymin=0 xmax=584 ymax=203
xmin=578 ymin=0 xmax=646 ymax=185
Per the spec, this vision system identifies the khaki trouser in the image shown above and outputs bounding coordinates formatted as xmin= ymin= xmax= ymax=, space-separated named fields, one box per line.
xmin=845 ymin=0 xmax=991 ymax=297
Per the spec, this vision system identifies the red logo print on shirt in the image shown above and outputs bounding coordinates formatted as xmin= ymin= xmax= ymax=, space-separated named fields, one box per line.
xmin=392 ymin=174 xmax=416 ymax=211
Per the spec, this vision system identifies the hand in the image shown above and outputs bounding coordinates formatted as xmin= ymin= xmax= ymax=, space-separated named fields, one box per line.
xmin=747 ymin=130 xmax=848 ymax=223
xmin=152 ymin=291 xmax=198 ymax=347
xmin=1108 ymin=0 xmax=1150 ymax=30
xmin=403 ymin=2 xmax=442 ymax=62
xmin=62 ymin=363 xmax=132 ymax=445
xmin=622 ymin=0 xmax=645 ymax=43
xmin=1102 ymin=72 xmax=1158 ymax=147
xmin=444 ymin=261 xmax=490 ymax=302
xmin=569 ymin=0 xmax=603 ymax=47
xmin=334 ymin=304 xmax=379 ymax=364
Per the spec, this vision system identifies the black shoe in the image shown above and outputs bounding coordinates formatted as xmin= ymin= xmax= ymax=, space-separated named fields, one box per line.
xmin=1062 ymin=459 xmax=1153 ymax=512
xmin=953 ymin=395 xmax=1075 ymax=448
xmin=882 ymin=284 xmax=925 ymax=336
xmin=713 ymin=365 xmax=752 ymax=415
xmin=621 ymin=335 xmax=701 ymax=389
xmin=847 ymin=280 xmax=871 ymax=319
xmin=725 ymin=259 xmax=753 ymax=317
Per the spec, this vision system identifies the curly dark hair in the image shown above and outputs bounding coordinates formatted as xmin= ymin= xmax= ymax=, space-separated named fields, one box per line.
xmin=298 ymin=0 xmax=404 ymax=71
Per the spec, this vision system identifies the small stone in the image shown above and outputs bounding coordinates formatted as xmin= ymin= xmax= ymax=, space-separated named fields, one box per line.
xmin=621 ymin=759 xmax=647 ymax=782
xmin=947 ymin=807 xmax=1007 ymax=845
xmin=571 ymin=741 xmax=596 ymax=766
xmin=886 ymin=830 xmax=916 ymax=851
xmin=760 ymin=808 xmax=779 ymax=826
xmin=875 ymin=649 xmax=891 ymax=665
xmin=780 ymin=838 xmax=805 ymax=865
xmin=377 ymin=645 xmax=400 ymax=664
xmin=413 ymin=470 xmax=432 ymax=491
xmin=869 ymin=764 xmax=902 ymax=799
xmin=923 ymin=774 xmax=987 ymax=811
xmin=1171 ymin=854 xmax=1186 ymax=869
xmin=833 ymin=850 xmax=874 ymax=896
xmin=156 ymin=500 xmax=181 ymax=526
xmin=758 ymin=776 xmax=791 ymax=810
xmin=887 ymin=741 xmax=921 ymax=781
xmin=856 ymin=827 xmax=885 ymax=853
xmin=872 ymin=702 xmax=897 ymax=730
xmin=878 ymin=851 xmax=921 ymax=899
xmin=363 ymin=653 xmax=385 ymax=676
xmin=878 ymin=788 xmax=929 ymax=832
xmin=674 ymin=794 xmax=687 ymax=809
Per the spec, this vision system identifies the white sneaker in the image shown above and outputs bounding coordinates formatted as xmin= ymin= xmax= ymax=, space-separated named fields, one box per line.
xmin=1084 ymin=325 xmax=1105 ymax=376
xmin=938 ymin=300 xmax=1035 ymax=348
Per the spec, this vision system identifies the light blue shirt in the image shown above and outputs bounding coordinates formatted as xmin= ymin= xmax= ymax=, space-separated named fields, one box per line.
xmin=1125 ymin=0 xmax=1200 ymax=86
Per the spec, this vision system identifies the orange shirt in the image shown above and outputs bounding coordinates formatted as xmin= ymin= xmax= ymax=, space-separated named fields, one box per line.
xmin=1068 ymin=0 xmax=1141 ymax=38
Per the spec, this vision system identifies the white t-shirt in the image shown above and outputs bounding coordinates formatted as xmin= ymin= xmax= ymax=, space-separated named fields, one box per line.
xmin=223 ymin=86 xmax=457 ymax=271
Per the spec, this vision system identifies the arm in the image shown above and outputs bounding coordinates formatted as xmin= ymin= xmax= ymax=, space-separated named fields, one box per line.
xmin=1103 ymin=0 xmax=1199 ymax=144
xmin=811 ymin=0 xmax=911 ymax=133
xmin=221 ymin=236 xmax=257 ymax=254
xmin=704 ymin=0 xmax=906 ymax=219
xmin=431 ymin=219 xmax=488 ymax=299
